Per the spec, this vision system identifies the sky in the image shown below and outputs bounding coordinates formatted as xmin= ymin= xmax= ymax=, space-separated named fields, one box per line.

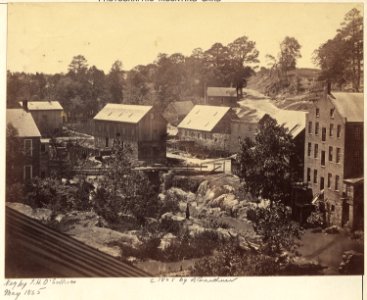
xmin=7 ymin=2 xmax=363 ymax=74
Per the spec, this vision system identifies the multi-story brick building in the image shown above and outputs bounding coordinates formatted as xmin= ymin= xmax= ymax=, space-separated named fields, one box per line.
xmin=304 ymin=90 xmax=363 ymax=226
xmin=93 ymin=104 xmax=167 ymax=162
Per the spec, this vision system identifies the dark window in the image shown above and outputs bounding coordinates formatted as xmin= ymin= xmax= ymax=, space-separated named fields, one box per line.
xmin=322 ymin=127 xmax=326 ymax=141
xmin=320 ymin=177 xmax=324 ymax=190
xmin=316 ymin=108 xmax=320 ymax=118
xmin=105 ymin=137 xmax=109 ymax=148
xmin=329 ymin=124 xmax=334 ymax=136
xmin=331 ymin=205 xmax=335 ymax=212
xmin=330 ymin=108 xmax=335 ymax=118
xmin=327 ymin=173 xmax=332 ymax=188
xmin=313 ymin=170 xmax=318 ymax=183
xmin=321 ymin=151 xmax=325 ymax=166
xmin=307 ymin=168 xmax=311 ymax=182
xmin=24 ymin=165 xmax=32 ymax=181
xmin=307 ymin=143 xmax=312 ymax=156
xmin=308 ymin=121 xmax=312 ymax=134
xmin=41 ymin=143 xmax=46 ymax=153
xmin=329 ymin=146 xmax=333 ymax=161
xmin=24 ymin=139 xmax=32 ymax=157
xmin=315 ymin=122 xmax=319 ymax=135
xmin=335 ymin=175 xmax=340 ymax=190
xmin=337 ymin=148 xmax=342 ymax=162
xmin=314 ymin=144 xmax=318 ymax=158
xmin=337 ymin=125 xmax=341 ymax=138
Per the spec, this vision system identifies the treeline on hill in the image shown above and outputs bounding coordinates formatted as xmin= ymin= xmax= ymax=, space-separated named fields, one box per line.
xmin=7 ymin=35 xmax=260 ymax=120
xmin=248 ymin=8 xmax=363 ymax=97
xmin=7 ymin=8 xmax=363 ymax=116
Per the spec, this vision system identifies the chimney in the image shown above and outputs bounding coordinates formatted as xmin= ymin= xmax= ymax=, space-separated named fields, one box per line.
xmin=323 ymin=81 xmax=331 ymax=98
xmin=22 ymin=99 xmax=28 ymax=111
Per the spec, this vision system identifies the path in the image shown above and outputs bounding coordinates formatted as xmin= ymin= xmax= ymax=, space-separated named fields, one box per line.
xmin=297 ymin=229 xmax=364 ymax=274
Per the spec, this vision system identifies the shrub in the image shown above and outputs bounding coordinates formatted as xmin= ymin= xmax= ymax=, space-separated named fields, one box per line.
xmin=160 ymin=191 xmax=180 ymax=215
xmin=159 ymin=217 xmax=182 ymax=235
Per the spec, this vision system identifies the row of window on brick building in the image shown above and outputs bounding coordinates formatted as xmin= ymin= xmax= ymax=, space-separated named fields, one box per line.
xmin=308 ymin=121 xmax=341 ymax=140
xmin=307 ymin=143 xmax=342 ymax=164
xmin=306 ymin=168 xmax=340 ymax=191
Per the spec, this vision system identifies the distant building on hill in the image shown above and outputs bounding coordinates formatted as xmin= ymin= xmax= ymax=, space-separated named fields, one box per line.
xmin=163 ymin=100 xmax=194 ymax=126
xmin=93 ymin=104 xmax=167 ymax=162
xmin=19 ymin=100 xmax=64 ymax=137
xmin=304 ymin=90 xmax=363 ymax=229
xmin=6 ymin=109 xmax=41 ymax=182
xmin=206 ymin=87 xmax=238 ymax=107
xmin=177 ymin=105 xmax=237 ymax=152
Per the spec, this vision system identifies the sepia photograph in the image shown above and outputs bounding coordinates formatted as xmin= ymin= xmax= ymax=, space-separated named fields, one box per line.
xmin=4 ymin=2 xmax=364 ymax=281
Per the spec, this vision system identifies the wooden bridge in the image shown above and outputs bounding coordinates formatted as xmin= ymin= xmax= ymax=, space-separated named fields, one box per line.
xmin=72 ymin=160 xmax=230 ymax=176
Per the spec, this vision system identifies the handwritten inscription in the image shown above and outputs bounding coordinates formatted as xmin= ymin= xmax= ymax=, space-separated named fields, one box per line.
xmin=150 ymin=277 xmax=238 ymax=284
xmin=4 ymin=279 xmax=77 ymax=300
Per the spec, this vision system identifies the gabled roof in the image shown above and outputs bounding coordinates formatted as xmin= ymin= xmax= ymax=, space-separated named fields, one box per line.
xmin=6 ymin=206 xmax=150 ymax=277
xmin=207 ymin=87 xmax=237 ymax=97
xmin=168 ymin=101 xmax=194 ymax=116
xmin=19 ymin=101 xmax=63 ymax=111
xmin=7 ymin=109 xmax=41 ymax=138
xmin=234 ymin=107 xmax=267 ymax=123
xmin=177 ymin=105 xmax=231 ymax=132
xmin=329 ymin=93 xmax=364 ymax=122
xmin=93 ymin=103 xmax=152 ymax=124
xmin=271 ymin=109 xmax=306 ymax=138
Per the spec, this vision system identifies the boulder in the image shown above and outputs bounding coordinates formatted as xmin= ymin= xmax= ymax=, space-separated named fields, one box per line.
xmin=160 ymin=212 xmax=186 ymax=222
xmin=222 ymin=185 xmax=235 ymax=194
xmin=284 ymin=257 xmax=325 ymax=275
xmin=325 ymin=225 xmax=340 ymax=234
xmin=187 ymin=223 xmax=207 ymax=237
xmin=167 ymin=187 xmax=189 ymax=201
xmin=197 ymin=180 xmax=209 ymax=196
xmin=187 ymin=192 xmax=196 ymax=202
xmin=158 ymin=233 xmax=177 ymax=250
xmin=216 ymin=228 xmax=237 ymax=240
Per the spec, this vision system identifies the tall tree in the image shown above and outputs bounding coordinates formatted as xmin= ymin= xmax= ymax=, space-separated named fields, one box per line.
xmin=93 ymin=145 xmax=159 ymax=225
xmin=314 ymin=8 xmax=363 ymax=91
xmin=238 ymin=115 xmax=295 ymax=205
xmin=108 ymin=60 xmax=125 ymax=103
xmin=68 ymin=55 xmax=89 ymax=77
xmin=228 ymin=36 xmax=259 ymax=94
xmin=278 ymin=37 xmax=302 ymax=72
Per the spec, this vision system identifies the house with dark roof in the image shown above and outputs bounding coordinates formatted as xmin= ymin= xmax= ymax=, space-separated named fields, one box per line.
xmin=304 ymin=90 xmax=364 ymax=228
xmin=19 ymin=100 xmax=64 ymax=136
xmin=206 ymin=87 xmax=239 ymax=107
xmin=163 ymin=100 xmax=194 ymax=126
xmin=93 ymin=104 xmax=167 ymax=161
xmin=6 ymin=109 xmax=41 ymax=182
xmin=177 ymin=105 xmax=236 ymax=152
